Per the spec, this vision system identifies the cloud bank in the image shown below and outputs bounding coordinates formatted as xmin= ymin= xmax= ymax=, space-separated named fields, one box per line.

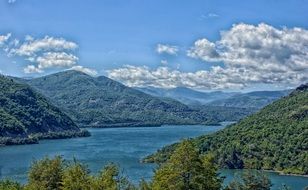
xmin=109 ymin=23 xmax=308 ymax=90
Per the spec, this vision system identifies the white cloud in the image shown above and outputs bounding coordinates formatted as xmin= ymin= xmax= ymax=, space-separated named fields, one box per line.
xmin=200 ymin=13 xmax=219 ymax=20
xmin=0 ymin=33 xmax=11 ymax=46
xmin=11 ymin=36 xmax=78 ymax=56
xmin=156 ymin=44 xmax=179 ymax=55
xmin=107 ymin=65 xmax=249 ymax=89
xmin=70 ymin=66 xmax=97 ymax=76
xmin=36 ymin=52 xmax=78 ymax=69
xmin=160 ymin=60 xmax=168 ymax=65
xmin=109 ymin=23 xmax=308 ymax=90
xmin=0 ymin=34 xmax=83 ymax=74
xmin=187 ymin=38 xmax=220 ymax=62
xmin=24 ymin=65 xmax=43 ymax=74
xmin=187 ymin=23 xmax=308 ymax=87
xmin=8 ymin=0 xmax=17 ymax=3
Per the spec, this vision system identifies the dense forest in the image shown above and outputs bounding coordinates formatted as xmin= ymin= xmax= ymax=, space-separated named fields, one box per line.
xmin=144 ymin=84 xmax=308 ymax=175
xmin=0 ymin=140 xmax=285 ymax=190
xmin=0 ymin=75 xmax=89 ymax=145
xmin=20 ymin=70 xmax=253 ymax=127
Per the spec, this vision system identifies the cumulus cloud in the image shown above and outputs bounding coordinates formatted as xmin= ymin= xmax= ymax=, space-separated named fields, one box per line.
xmin=107 ymin=65 xmax=248 ymax=89
xmin=10 ymin=36 xmax=78 ymax=57
xmin=24 ymin=65 xmax=43 ymax=74
xmin=109 ymin=23 xmax=308 ymax=90
xmin=0 ymin=33 xmax=11 ymax=46
xmin=70 ymin=66 xmax=97 ymax=76
xmin=35 ymin=52 xmax=78 ymax=69
xmin=156 ymin=44 xmax=179 ymax=55
xmin=0 ymin=34 xmax=84 ymax=74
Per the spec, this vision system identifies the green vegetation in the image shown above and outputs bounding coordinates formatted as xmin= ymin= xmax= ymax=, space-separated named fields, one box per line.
xmin=0 ymin=75 xmax=90 ymax=146
xmin=23 ymin=70 xmax=253 ymax=127
xmin=0 ymin=140 xmax=277 ymax=190
xmin=206 ymin=90 xmax=291 ymax=109
xmin=144 ymin=84 xmax=308 ymax=175
xmin=152 ymin=140 xmax=223 ymax=190
xmin=225 ymin=171 xmax=272 ymax=190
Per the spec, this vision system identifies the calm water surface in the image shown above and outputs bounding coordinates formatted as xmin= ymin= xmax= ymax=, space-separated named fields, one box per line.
xmin=0 ymin=124 xmax=307 ymax=189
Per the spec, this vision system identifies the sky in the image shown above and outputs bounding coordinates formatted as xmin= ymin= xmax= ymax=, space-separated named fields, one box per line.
xmin=0 ymin=0 xmax=307 ymax=91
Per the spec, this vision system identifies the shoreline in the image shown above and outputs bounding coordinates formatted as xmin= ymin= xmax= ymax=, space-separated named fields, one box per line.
xmin=263 ymin=169 xmax=308 ymax=178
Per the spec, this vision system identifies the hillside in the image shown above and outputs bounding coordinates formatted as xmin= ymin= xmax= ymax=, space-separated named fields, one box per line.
xmin=136 ymin=87 xmax=237 ymax=105
xmin=22 ymin=70 xmax=222 ymax=127
xmin=206 ymin=90 xmax=291 ymax=109
xmin=144 ymin=84 xmax=308 ymax=175
xmin=0 ymin=75 xmax=89 ymax=146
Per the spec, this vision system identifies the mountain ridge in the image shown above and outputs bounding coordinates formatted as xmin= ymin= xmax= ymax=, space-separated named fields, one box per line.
xmin=144 ymin=83 xmax=308 ymax=175
xmin=22 ymin=70 xmax=210 ymax=127
xmin=0 ymin=75 xmax=89 ymax=146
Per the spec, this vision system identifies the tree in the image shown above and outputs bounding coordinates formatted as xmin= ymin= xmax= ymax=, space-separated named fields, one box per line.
xmin=26 ymin=156 xmax=64 ymax=190
xmin=225 ymin=170 xmax=272 ymax=190
xmin=139 ymin=179 xmax=152 ymax=190
xmin=152 ymin=140 xmax=223 ymax=190
xmin=0 ymin=179 xmax=23 ymax=190
xmin=94 ymin=163 xmax=136 ymax=190
xmin=61 ymin=159 xmax=91 ymax=190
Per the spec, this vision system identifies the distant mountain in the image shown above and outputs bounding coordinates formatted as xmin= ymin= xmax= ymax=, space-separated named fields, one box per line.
xmin=136 ymin=87 xmax=237 ymax=105
xmin=22 ymin=71 xmax=220 ymax=127
xmin=206 ymin=90 xmax=291 ymax=109
xmin=145 ymin=84 xmax=308 ymax=175
xmin=0 ymin=75 xmax=89 ymax=146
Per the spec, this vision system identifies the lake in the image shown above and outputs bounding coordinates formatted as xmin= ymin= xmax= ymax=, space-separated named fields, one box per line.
xmin=0 ymin=124 xmax=307 ymax=189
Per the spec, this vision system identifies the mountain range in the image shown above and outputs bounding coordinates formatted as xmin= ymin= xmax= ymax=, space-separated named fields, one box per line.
xmin=137 ymin=87 xmax=291 ymax=110
xmin=144 ymin=84 xmax=308 ymax=175
xmin=136 ymin=87 xmax=237 ymax=105
xmin=21 ymin=71 xmax=214 ymax=127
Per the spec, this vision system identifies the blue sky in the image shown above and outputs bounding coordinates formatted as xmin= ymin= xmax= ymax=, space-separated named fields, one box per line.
xmin=0 ymin=0 xmax=307 ymax=90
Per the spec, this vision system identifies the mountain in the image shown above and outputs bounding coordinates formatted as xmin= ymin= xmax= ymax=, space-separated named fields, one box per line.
xmin=206 ymin=90 xmax=291 ymax=109
xmin=22 ymin=70 xmax=225 ymax=127
xmin=0 ymin=75 xmax=89 ymax=146
xmin=136 ymin=87 xmax=237 ymax=105
xmin=144 ymin=84 xmax=308 ymax=175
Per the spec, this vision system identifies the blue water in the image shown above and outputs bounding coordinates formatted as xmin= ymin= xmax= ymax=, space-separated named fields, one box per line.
xmin=0 ymin=125 xmax=307 ymax=189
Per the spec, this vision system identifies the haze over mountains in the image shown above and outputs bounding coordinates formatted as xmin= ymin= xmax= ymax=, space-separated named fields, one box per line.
xmin=137 ymin=86 xmax=291 ymax=109
xmin=136 ymin=87 xmax=238 ymax=105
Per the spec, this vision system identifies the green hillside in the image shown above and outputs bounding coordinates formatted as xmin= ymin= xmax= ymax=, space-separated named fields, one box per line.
xmin=23 ymin=70 xmax=250 ymax=127
xmin=0 ymin=75 xmax=89 ymax=145
xmin=144 ymin=84 xmax=308 ymax=175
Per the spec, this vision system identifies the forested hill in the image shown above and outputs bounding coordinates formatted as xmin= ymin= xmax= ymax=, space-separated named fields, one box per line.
xmin=0 ymin=75 xmax=89 ymax=145
xmin=145 ymin=84 xmax=308 ymax=175
xmin=206 ymin=90 xmax=291 ymax=109
xmin=23 ymin=70 xmax=214 ymax=127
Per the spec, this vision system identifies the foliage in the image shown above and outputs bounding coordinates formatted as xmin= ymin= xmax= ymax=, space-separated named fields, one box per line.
xmin=152 ymin=140 xmax=223 ymax=190
xmin=61 ymin=160 xmax=91 ymax=190
xmin=0 ymin=179 xmax=23 ymax=190
xmin=145 ymin=84 xmax=308 ymax=175
xmin=225 ymin=170 xmax=272 ymax=190
xmin=0 ymin=75 xmax=90 ymax=146
xmin=26 ymin=156 xmax=64 ymax=190
xmin=207 ymin=90 xmax=291 ymax=109
xmin=24 ymin=70 xmax=254 ymax=127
